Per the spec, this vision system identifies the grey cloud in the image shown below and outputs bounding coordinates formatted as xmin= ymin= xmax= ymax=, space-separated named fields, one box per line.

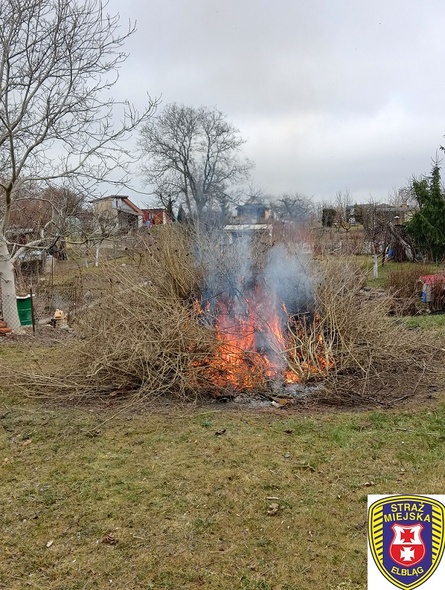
xmin=107 ymin=0 xmax=445 ymax=203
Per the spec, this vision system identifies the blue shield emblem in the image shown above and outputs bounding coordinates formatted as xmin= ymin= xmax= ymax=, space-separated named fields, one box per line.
xmin=368 ymin=495 xmax=445 ymax=589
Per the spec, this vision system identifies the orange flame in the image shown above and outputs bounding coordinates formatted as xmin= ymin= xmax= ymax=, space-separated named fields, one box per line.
xmin=198 ymin=284 xmax=333 ymax=390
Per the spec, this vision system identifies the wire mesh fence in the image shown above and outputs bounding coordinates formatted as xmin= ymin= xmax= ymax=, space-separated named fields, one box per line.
xmin=0 ymin=260 xmax=113 ymax=334
xmin=0 ymin=233 xmax=147 ymax=334
xmin=0 ymin=292 xmax=23 ymax=333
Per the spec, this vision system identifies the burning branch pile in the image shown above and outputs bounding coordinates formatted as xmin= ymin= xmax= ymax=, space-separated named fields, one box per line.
xmin=6 ymin=225 xmax=444 ymax=406
xmin=196 ymin=284 xmax=333 ymax=391
xmin=195 ymin=233 xmax=335 ymax=393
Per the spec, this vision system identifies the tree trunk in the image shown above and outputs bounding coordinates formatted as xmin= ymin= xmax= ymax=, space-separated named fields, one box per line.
xmin=373 ymin=253 xmax=379 ymax=279
xmin=0 ymin=240 xmax=23 ymax=331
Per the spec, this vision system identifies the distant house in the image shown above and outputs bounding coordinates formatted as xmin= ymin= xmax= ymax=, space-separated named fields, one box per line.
xmin=346 ymin=203 xmax=414 ymax=226
xmin=92 ymin=196 xmax=143 ymax=230
xmin=140 ymin=208 xmax=171 ymax=227
xmin=224 ymin=201 xmax=273 ymax=242
xmin=236 ymin=202 xmax=271 ymax=222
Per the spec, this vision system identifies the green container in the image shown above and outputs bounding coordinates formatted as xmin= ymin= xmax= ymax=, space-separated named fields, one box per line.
xmin=16 ymin=295 xmax=33 ymax=326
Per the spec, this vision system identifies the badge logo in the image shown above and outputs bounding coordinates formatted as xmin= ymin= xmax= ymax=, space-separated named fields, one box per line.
xmin=368 ymin=495 xmax=445 ymax=589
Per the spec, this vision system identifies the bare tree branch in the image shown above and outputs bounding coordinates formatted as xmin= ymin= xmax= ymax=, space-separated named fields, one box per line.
xmin=139 ymin=103 xmax=252 ymax=220
xmin=0 ymin=0 xmax=157 ymax=329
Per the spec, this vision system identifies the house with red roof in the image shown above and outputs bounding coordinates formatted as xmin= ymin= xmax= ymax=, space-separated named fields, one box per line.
xmin=92 ymin=196 xmax=143 ymax=230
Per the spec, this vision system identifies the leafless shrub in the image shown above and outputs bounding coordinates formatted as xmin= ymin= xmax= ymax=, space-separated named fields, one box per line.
xmin=4 ymin=229 xmax=445 ymax=407
xmin=140 ymin=224 xmax=203 ymax=301
xmin=284 ymin=312 xmax=334 ymax=383
xmin=311 ymin=227 xmax=365 ymax=256
xmin=429 ymin=277 xmax=445 ymax=312
xmin=314 ymin=258 xmax=445 ymax=404
xmin=386 ymin=264 xmax=438 ymax=315
xmin=9 ymin=225 xmax=215 ymax=402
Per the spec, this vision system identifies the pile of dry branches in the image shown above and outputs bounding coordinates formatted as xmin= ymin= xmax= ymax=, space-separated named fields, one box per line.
xmin=5 ymin=227 xmax=444 ymax=407
xmin=314 ymin=258 xmax=445 ymax=405
xmin=10 ymin=225 xmax=215 ymax=402
xmin=385 ymin=263 xmax=433 ymax=315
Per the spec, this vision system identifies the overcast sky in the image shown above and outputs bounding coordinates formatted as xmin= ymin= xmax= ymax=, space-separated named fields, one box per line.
xmin=107 ymin=0 xmax=445 ymax=206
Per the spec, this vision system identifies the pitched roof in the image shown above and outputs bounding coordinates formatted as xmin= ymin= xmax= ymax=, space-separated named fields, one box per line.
xmin=121 ymin=197 xmax=143 ymax=216
xmin=92 ymin=195 xmax=143 ymax=216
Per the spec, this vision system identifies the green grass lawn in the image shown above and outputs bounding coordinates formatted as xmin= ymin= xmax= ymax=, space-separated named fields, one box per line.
xmin=402 ymin=313 xmax=445 ymax=330
xmin=2 ymin=251 xmax=445 ymax=590
xmin=356 ymin=256 xmax=443 ymax=290
xmin=354 ymin=258 xmax=426 ymax=288
xmin=1 ymin=387 xmax=445 ymax=589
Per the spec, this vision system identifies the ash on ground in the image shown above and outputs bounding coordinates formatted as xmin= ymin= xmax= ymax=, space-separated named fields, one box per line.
xmin=225 ymin=381 xmax=325 ymax=408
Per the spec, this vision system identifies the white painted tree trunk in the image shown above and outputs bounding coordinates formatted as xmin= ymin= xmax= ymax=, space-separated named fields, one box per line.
xmin=373 ymin=253 xmax=379 ymax=279
xmin=0 ymin=240 xmax=23 ymax=331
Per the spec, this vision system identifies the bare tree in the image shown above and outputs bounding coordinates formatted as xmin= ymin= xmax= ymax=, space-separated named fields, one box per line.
xmin=0 ymin=0 xmax=156 ymax=329
xmin=7 ymin=185 xmax=85 ymax=252
xmin=67 ymin=201 xmax=122 ymax=268
xmin=139 ymin=103 xmax=252 ymax=220
xmin=388 ymin=186 xmax=416 ymax=207
xmin=270 ymin=193 xmax=314 ymax=222
xmin=354 ymin=201 xmax=388 ymax=278
xmin=333 ymin=190 xmax=352 ymax=231
xmin=149 ymin=173 xmax=182 ymax=221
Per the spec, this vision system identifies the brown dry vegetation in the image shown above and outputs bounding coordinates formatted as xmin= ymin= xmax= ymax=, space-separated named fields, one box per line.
xmin=9 ymin=225 xmax=215 ymax=402
xmin=385 ymin=263 xmax=435 ymax=315
xmin=1 ymin=231 xmax=445 ymax=590
xmin=3 ymin=225 xmax=445 ymax=407
xmin=314 ymin=259 xmax=445 ymax=405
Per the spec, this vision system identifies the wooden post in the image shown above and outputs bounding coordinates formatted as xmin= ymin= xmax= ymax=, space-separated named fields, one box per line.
xmin=29 ymin=287 xmax=36 ymax=333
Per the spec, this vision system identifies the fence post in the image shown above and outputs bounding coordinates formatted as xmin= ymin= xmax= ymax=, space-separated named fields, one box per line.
xmin=29 ymin=287 xmax=36 ymax=333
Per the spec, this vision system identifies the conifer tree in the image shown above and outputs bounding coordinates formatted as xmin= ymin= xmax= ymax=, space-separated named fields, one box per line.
xmin=406 ymin=162 xmax=445 ymax=261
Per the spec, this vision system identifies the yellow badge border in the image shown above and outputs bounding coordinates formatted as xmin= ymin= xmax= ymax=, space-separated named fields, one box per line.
xmin=368 ymin=495 xmax=445 ymax=590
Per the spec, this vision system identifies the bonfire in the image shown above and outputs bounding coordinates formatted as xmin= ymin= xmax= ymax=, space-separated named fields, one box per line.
xmin=7 ymin=226 xmax=442 ymax=407
xmin=196 ymin=240 xmax=334 ymax=392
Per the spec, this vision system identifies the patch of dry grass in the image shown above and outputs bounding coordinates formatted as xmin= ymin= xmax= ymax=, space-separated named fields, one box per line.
xmin=1 ymin=396 xmax=445 ymax=589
